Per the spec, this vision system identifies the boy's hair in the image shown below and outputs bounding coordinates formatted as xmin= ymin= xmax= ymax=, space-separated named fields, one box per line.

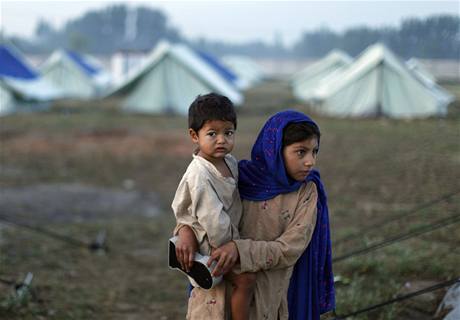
xmin=188 ymin=93 xmax=237 ymax=132
xmin=282 ymin=121 xmax=321 ymax=147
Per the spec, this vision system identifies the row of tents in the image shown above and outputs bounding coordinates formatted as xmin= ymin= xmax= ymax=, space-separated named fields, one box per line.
xmin=0 ymin=44 xmax=113 ymax=115
xmin=291 ymin=43 xmax=455 ymax=118
xmin=1 ymin=41 xmax=455 ymax=118
xmin=0 ymin=41 xmax=265 ymax=116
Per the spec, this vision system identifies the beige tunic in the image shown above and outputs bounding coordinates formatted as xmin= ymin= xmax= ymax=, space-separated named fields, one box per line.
xmin=234 ymin=181 xmax=318 ymax=320
xmin=172 ymin=153 xmax=242 ymax=255
xmin=171 ymin=153 xmax=242 ymax=320
xmin=174 ymin=170 xmax=317 ymax=320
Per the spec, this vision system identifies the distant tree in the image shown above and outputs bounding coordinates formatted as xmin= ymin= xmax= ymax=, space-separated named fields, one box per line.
xmin=35 ymin=20 xmax=55 ymax=40
xmin=339 ymin=27 xmax=382 ymax=56
xmin=14 ymin=4 xmax=183 ymax=54
xmin=398 ymin=15 xmax=460 ymax=59
xmin=7 ymin=9 xmax=459 ymax=60
xmin=68 ymin=31 xmax=89 ymax=52
xmin=293 ymin=14 xmax=459 ymax=59
xmin=293 ymin=27 xmax=339 ymax=57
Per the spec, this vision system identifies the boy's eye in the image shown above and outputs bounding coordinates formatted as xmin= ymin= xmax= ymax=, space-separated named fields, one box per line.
xmin=207 ymin=132 xmax=216 ymax=137
xmin=225 ymin=130 xmax=234 ymax=136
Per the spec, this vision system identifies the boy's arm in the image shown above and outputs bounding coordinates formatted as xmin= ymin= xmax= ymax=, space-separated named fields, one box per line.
xmin=177 ymin=225 xmax=239 ymax=276
xmin=233 ymin=183 xmax=318 ymax=273
xmin=190 ymin=183 xmax=234 ymax=249
xmin=176 ymin=225 xmax=198 ymax=271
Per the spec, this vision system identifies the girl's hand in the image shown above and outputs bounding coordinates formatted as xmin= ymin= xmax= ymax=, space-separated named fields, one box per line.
xmin=176 ymin=225 xmax=198 ymax=272
xmin=207 ymin=241 xmax=239 ymax=277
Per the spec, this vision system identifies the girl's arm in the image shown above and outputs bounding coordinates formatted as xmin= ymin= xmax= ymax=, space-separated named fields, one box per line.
xmin=209 ymin=183 xmax=318 ymax=276
xmin=178 ymin=225 xmax=239 ymax=276
xmin=234 ymin=183 xmax=318 ymax=273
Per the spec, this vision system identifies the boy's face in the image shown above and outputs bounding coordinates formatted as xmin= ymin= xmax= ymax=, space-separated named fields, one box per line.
xmin=189 ymin=120 xmax=235 ymax=163
xmin=282 ymin=137 xmax=319 ymax=182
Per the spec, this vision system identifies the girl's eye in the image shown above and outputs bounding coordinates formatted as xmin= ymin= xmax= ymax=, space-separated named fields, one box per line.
xmin=207 ymin=132 xmax=216 ymax=137
xmin=226 ymin=131 xmax=234 ymax=136
xmin=296 ymin=150 xmax=305 ymax=157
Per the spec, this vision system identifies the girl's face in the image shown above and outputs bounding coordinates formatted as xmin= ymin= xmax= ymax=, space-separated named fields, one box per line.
xmin=282 ymin=137 xmax=319 ymax=182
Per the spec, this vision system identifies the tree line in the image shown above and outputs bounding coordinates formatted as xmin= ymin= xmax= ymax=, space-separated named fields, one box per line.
xmin=7 ymin=5 xmax=459 ymax=59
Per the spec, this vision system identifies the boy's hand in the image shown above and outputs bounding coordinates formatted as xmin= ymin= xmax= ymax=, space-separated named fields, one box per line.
xmin=207 ymin=241 xmax=239 ymax=277
xmin=176 ymin=225 xmax=198 ymax=272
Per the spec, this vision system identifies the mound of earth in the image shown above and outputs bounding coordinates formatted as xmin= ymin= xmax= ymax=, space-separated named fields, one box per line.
xmin=0 ymin=184 xmax=160 ymax=223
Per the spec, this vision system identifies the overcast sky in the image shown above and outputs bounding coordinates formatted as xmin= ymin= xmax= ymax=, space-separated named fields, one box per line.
xmin=1 ymin=0 xmax=459 ymax=46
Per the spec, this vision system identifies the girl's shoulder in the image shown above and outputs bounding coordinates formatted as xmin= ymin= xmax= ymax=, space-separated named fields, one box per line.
xmin=299 ymin=181 xmax=318 ymax=195
xmin=297 ymin=181 xmax=318 ymax=203
xmin=300 ymin=180 xmax=317 ymax=194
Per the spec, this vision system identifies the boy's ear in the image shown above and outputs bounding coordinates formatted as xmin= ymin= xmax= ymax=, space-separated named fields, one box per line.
xmin=189 ymin=129 xmax=199 ymax=143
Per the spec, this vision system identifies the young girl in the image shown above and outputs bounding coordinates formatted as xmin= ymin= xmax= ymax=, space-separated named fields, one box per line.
xmin=177 ymin=110 xmax=335 ymax=319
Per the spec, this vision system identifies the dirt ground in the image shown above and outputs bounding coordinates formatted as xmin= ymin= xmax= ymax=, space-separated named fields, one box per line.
xmin=1 ymin=81 xmax=459 ymax=319
xmin=0 ymin=184 xmax=160 ymax=223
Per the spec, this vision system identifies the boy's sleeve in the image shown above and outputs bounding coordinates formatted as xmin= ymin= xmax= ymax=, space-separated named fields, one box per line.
xmin=172 ymin=179 xmax=204 ymax=242
xmin=234 ymin=183 xmax=318 ymax=273
xmin=189 ymin=182 xmax=235 ymax=248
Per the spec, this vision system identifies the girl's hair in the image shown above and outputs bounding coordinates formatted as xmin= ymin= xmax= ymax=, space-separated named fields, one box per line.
xmin=282 ymin=121 xmax=320 ymax=147
xmin=188 ymin=93 xmax=237 ymax=132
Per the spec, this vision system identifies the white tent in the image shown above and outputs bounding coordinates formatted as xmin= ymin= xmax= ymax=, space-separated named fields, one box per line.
xmin=406 ymin=58 xmax=455 ymax=109
xmin=222 ymin=55 xmax=265 ymax=90
xmin=0 ymin=84 xmax=15 ymax=115
xmin=311 ymin=43 xmax=455 ymax=118
xmin=406 ymin=58 xmax=437 ymax=85
xmin=40 ymin=50 xmax=111 ymax=99
xmin=291 ymin=50 xmax=352 ymax=101
xmin=195 ymin=50 xmax=241 ymax=90
xmin=111 ymin=49 xmax=150 ymax=84
xmin=106 ymin=41 xmax=243 ymax=114
xmin=0 ymin=44 xmax=63 ymax=116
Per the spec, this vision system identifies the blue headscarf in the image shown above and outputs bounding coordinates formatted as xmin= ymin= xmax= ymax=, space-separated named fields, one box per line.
xmin=238 ymin=110 xmax=335 ymax=319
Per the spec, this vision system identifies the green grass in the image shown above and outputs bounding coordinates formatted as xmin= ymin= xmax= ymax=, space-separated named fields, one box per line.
xmin=1 ymin=81 xmax=459 ymax=319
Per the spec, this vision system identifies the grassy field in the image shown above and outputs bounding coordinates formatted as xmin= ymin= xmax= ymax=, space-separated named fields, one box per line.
xmin=1 ymin=81 xmax=459 ymax=319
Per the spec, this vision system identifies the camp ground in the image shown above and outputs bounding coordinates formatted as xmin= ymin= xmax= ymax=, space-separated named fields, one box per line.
xmin=0 ymin=44 xmax=63 ymax=115
xmin=1 ymin=3 xmax=459 ymax=320
xmin=105 ymin=41 xmax=244 ymax=115
xmin=40 ymin=50 xmax=111 ymax=99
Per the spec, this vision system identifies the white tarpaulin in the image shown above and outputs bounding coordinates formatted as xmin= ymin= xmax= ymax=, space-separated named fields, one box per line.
xmin=292 ymin=50 xmax=352 ymax=101
xmin=222 ymin=55 xmax=265 ymax=90
xmin=40 ymin=50 xmax=111 ymax=99
xmin=406 ymin=58 xmax=437 ymax=85
xmin=312 ymin=43 xmax=454 ymax=118
xmin=435 ymin=283 xmax=460 ymax=320
xmin=0 ymin=43 xmax=63 ymax=115
xmin=0 ymin=84 xmax=15 ymax=115
xmin=107 ymin=41 xmax=243 ymax=115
